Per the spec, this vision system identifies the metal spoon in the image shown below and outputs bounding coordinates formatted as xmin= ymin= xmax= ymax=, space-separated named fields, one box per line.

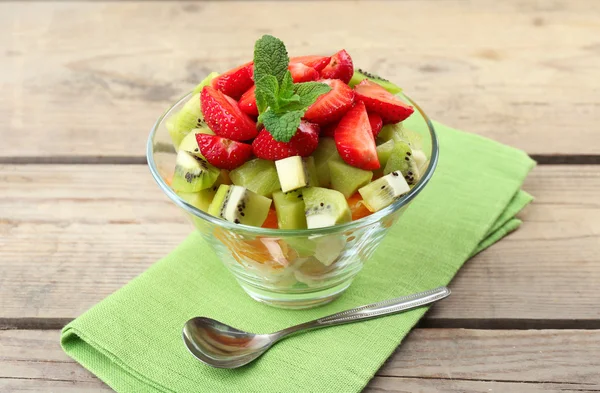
xmin=183 ymin=286 xmax=450 ymax=368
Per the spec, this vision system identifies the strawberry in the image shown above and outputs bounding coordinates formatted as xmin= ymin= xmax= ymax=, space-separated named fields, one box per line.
xmin=354 ymin=80 xmax=414 ymax=124
xmin=303 ymin=79 xmax=355 ymax=125
xmin=201 ymin=86 xmax=258 ymax=141
xmin=321 ymin=121 xmax=339 ymax=138
xmin=334 ymin=101 xmax=380 ymax=170
xmin=238 ymin=86 xmax=258 ymax=117
xmin=368 ymin=112 xmax=383 ymax=136
xmin=196 ymin=134 xmax=252 ymax=170
xmin=320 ymin=50 xmax=354 ymax=84
xmin=289 ymin=56 xmax=331 ymax=72
xmin=288 ymin=63 xmax=319 ymax=82
xmin=211 ymin=61 xmax=254 ymax=100
xmin=252 ymin=121 xmax=320 ymax=160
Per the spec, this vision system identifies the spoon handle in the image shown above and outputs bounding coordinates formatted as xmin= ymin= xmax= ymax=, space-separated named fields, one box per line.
xmin=275 ymin=287 xmax=450 ymax=338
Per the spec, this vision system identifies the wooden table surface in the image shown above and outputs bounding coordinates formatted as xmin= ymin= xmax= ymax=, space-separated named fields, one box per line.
xmin=1 ymin=1 xmax=599 ymax=392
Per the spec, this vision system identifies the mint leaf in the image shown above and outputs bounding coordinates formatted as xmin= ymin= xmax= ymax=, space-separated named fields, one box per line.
xmin=255 ymin=75 xmax=279 ymax=114
xmin=260 ymin=110 xmax=304 ymax=143
xmin=253 ymin=35 xmax=289 ymax=86
xmin=279 ymin=71 xmax=295 ymax=99
xmin=294 ymin=82 xmax=332 ymax=106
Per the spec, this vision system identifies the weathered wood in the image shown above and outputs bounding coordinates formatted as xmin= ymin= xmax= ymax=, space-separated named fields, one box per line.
xmin=1 ymin=0 xmax=599 ymax=158
xmin=1 ymin=330 xmax=599 ymax=392
xmin=0 ymin=165 xmax=598 ymax=325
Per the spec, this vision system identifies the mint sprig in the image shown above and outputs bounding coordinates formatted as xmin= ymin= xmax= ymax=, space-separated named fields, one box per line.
xmin=253 ymin=35 xmax=331 ymax=142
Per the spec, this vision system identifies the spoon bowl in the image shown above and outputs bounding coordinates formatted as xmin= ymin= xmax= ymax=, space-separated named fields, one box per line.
xmin=183 ymin=286 xmax=450 ymax=368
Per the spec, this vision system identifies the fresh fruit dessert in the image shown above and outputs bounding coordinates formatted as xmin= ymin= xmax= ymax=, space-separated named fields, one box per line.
xmin=166 ymin=35 xmax=429 ymax=231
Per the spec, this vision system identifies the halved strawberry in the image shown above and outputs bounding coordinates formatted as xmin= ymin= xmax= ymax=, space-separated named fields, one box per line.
xmin=289 ymin=56 xmax=331 ymax=72
xmin=303 ymin=79 xmax=355 ymax=125
xmin=334 ymin=101 xmax=380 ymax=170
xmin=238 ymin=86 xmax=258 ymax=117
xmin=196 ymin=134 xmax=252 ymax=170
xmin=368 ymin=112 xmax=383 ymax=136
xmin=320 ymin=50 xmax=354 ymax=84
xmin=201 ymin=86 xmax=258 ymax=141
xmin=354 ymin=80 xmax=414 ymax=124
xmin=288 ymin=63 xmax=319 ymax=82
xmin=211 ymin=61 xmax=254 ymax=100
xmin=252 ymin=121 xmax=320 ymax=160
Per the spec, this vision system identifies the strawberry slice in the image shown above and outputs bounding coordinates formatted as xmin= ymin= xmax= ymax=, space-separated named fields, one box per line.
xmin=288 ymin=63 xmax=319 ymax=82
xmin=252 ymin=121 xmax=320 ymax=160
xmin=368 ymin=112 xmax=383 ymax=136
xmin=321 ymin=121 xmax=338 ymax=138
xmin=320 ymin=50 xmax=354 ymax=84
xmin=303 ymin=79 xmax=355 ymax=125
xmin=354 ymin=80 xmax=414 ymax=124
xmin=211 ymin=61 xmax=254 ymax=100
xmin=334 ymin=101 xmax=380 ymax=170
xmin=289 ymin=56 xmax=331 ymax=72
xmin=201 ymin=86 xmax=258 ymax=141
xmin=238 ymin=86 xmax=258 ymax=117
xmin=196 ymin=134 xmax=253 ymax=170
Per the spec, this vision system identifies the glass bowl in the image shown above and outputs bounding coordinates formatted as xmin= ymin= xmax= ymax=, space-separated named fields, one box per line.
xmin=147 ymin=90 xmax=438 ymax=309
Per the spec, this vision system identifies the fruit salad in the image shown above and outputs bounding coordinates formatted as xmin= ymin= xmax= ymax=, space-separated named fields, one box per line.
xmin=166 ymin=35 xmax=429 ymax=231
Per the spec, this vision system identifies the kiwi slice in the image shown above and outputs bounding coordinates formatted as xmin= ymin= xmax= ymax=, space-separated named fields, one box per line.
xmin=412 ymin=149 xmax=429 ymax=174
xmin=229 ymin=158 xmax=281 ymax=197
xmin=358 ymin=171 xmax=410 ymax=212
xmin=311 ymin=138 xmax=339 ymax=187
xmin=305 ymin=156 xmax=319 ymax=186
xmin=377 ymin=122 xmax=403 ymax=144
xmin=303 ymin=187 xmax=351 ymax=229
xmin=328 ymin=157 xmax=373 ymax=198
xmin=348 ymin=69 xmax=402 ymax=94
xmin=178 ymin=127 xmax=215 ymax=153
xmin=384 ymin=141 xmax=421 ymax=185
xmin=192 ymin=72 xmax=219 ymax=95
xmin=176 ymin=170 xmax=229 ymax=212
xmin=208 ymin=184 xmax=272 ymax=226
xmin=171 ymin=149 xmax=220 ymax=192
xmin=272 ymin=190 xmax=307 ymax=229
xmin=168 ymin=93 xmax=207 ymax=151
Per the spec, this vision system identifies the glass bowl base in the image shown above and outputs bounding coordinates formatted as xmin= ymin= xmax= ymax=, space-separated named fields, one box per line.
xmin=238 ymin=280 xmax=353 ymax=309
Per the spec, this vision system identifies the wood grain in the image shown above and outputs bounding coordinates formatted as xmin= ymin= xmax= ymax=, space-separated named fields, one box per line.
xmin=1 ymin=329 xmax=598 ymax=392
xmin=0 ymin=165 xmax=598 ymax=325
xmin=1 ymin=0 xmax=600 ymax=158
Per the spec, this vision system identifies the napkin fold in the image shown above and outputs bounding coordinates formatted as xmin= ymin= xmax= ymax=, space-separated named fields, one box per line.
xmin=62 ymin=121 xmax=535 ymax=393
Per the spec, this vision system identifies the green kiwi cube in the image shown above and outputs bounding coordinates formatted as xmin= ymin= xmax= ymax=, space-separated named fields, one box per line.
xmin=311 ymin=138 xmax=339 ymax=187
xmin=208 ymin=185 xmax=272 ymax=226
xmin=303 ymin=187 xmax=351 ymax=229
xmin=273 ymin=190 xmax=307 ymax=229
xmin=377 ymin=122 xmax=403 ymax=144
xmin=328 ymin=157 xmax=373 ymax=198
xmin=169 ymin=93 xmax=207 ymax=150
xmin=348 ymin=69 xmax=403 ymax=94
xmin=305 ymin=156 xmax=319 ymax=187
xmin=171 ymin=150 xmax=220 ymax=192
xmin=358 ymin=171 xmax=410 ymax=212
xmin=229 ymin=158 xmax=281 ymax=197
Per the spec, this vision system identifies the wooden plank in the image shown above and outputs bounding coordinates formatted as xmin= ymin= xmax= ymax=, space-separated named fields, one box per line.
xmin=1 ymin=0 xmax=599 ymax=158
xmin=0 ymin=165 xmax=598 ymax=325
xmin=1 ymin=330 xmax=599 ymax=392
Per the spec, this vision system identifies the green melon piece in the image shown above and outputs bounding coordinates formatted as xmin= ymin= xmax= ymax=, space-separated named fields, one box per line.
xmin=348 ymin=69 xmax=402 ymax=94
xmin=192 ymin=72 xmax=219 ymax=95
xmin=171 ymin=150 xmax=220 ymax=192
xmin=272 ymin=190 xmax=307 ymax=230
xmin=328 ymin=157 xmax=373 ymax=198
xmin=311 ymin=138 xmax=339 ymax=187
xmin=229 ymin=158 xmax=281 ymax=197
xmin=208 ymin=185 xmax=272 ymax=226
xmin=303 ymin=187 xmax=351 ymax=229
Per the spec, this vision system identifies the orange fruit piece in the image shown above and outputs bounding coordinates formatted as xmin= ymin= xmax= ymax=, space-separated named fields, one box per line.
xmin=262 ymin=208 xmax=279 ymax=229
xmin=347 ymin=193 xmax=372 ymax=221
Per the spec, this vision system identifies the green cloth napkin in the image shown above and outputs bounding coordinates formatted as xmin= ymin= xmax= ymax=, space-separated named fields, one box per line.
xmin=61 ymin=121 xmax=535 ymax=393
